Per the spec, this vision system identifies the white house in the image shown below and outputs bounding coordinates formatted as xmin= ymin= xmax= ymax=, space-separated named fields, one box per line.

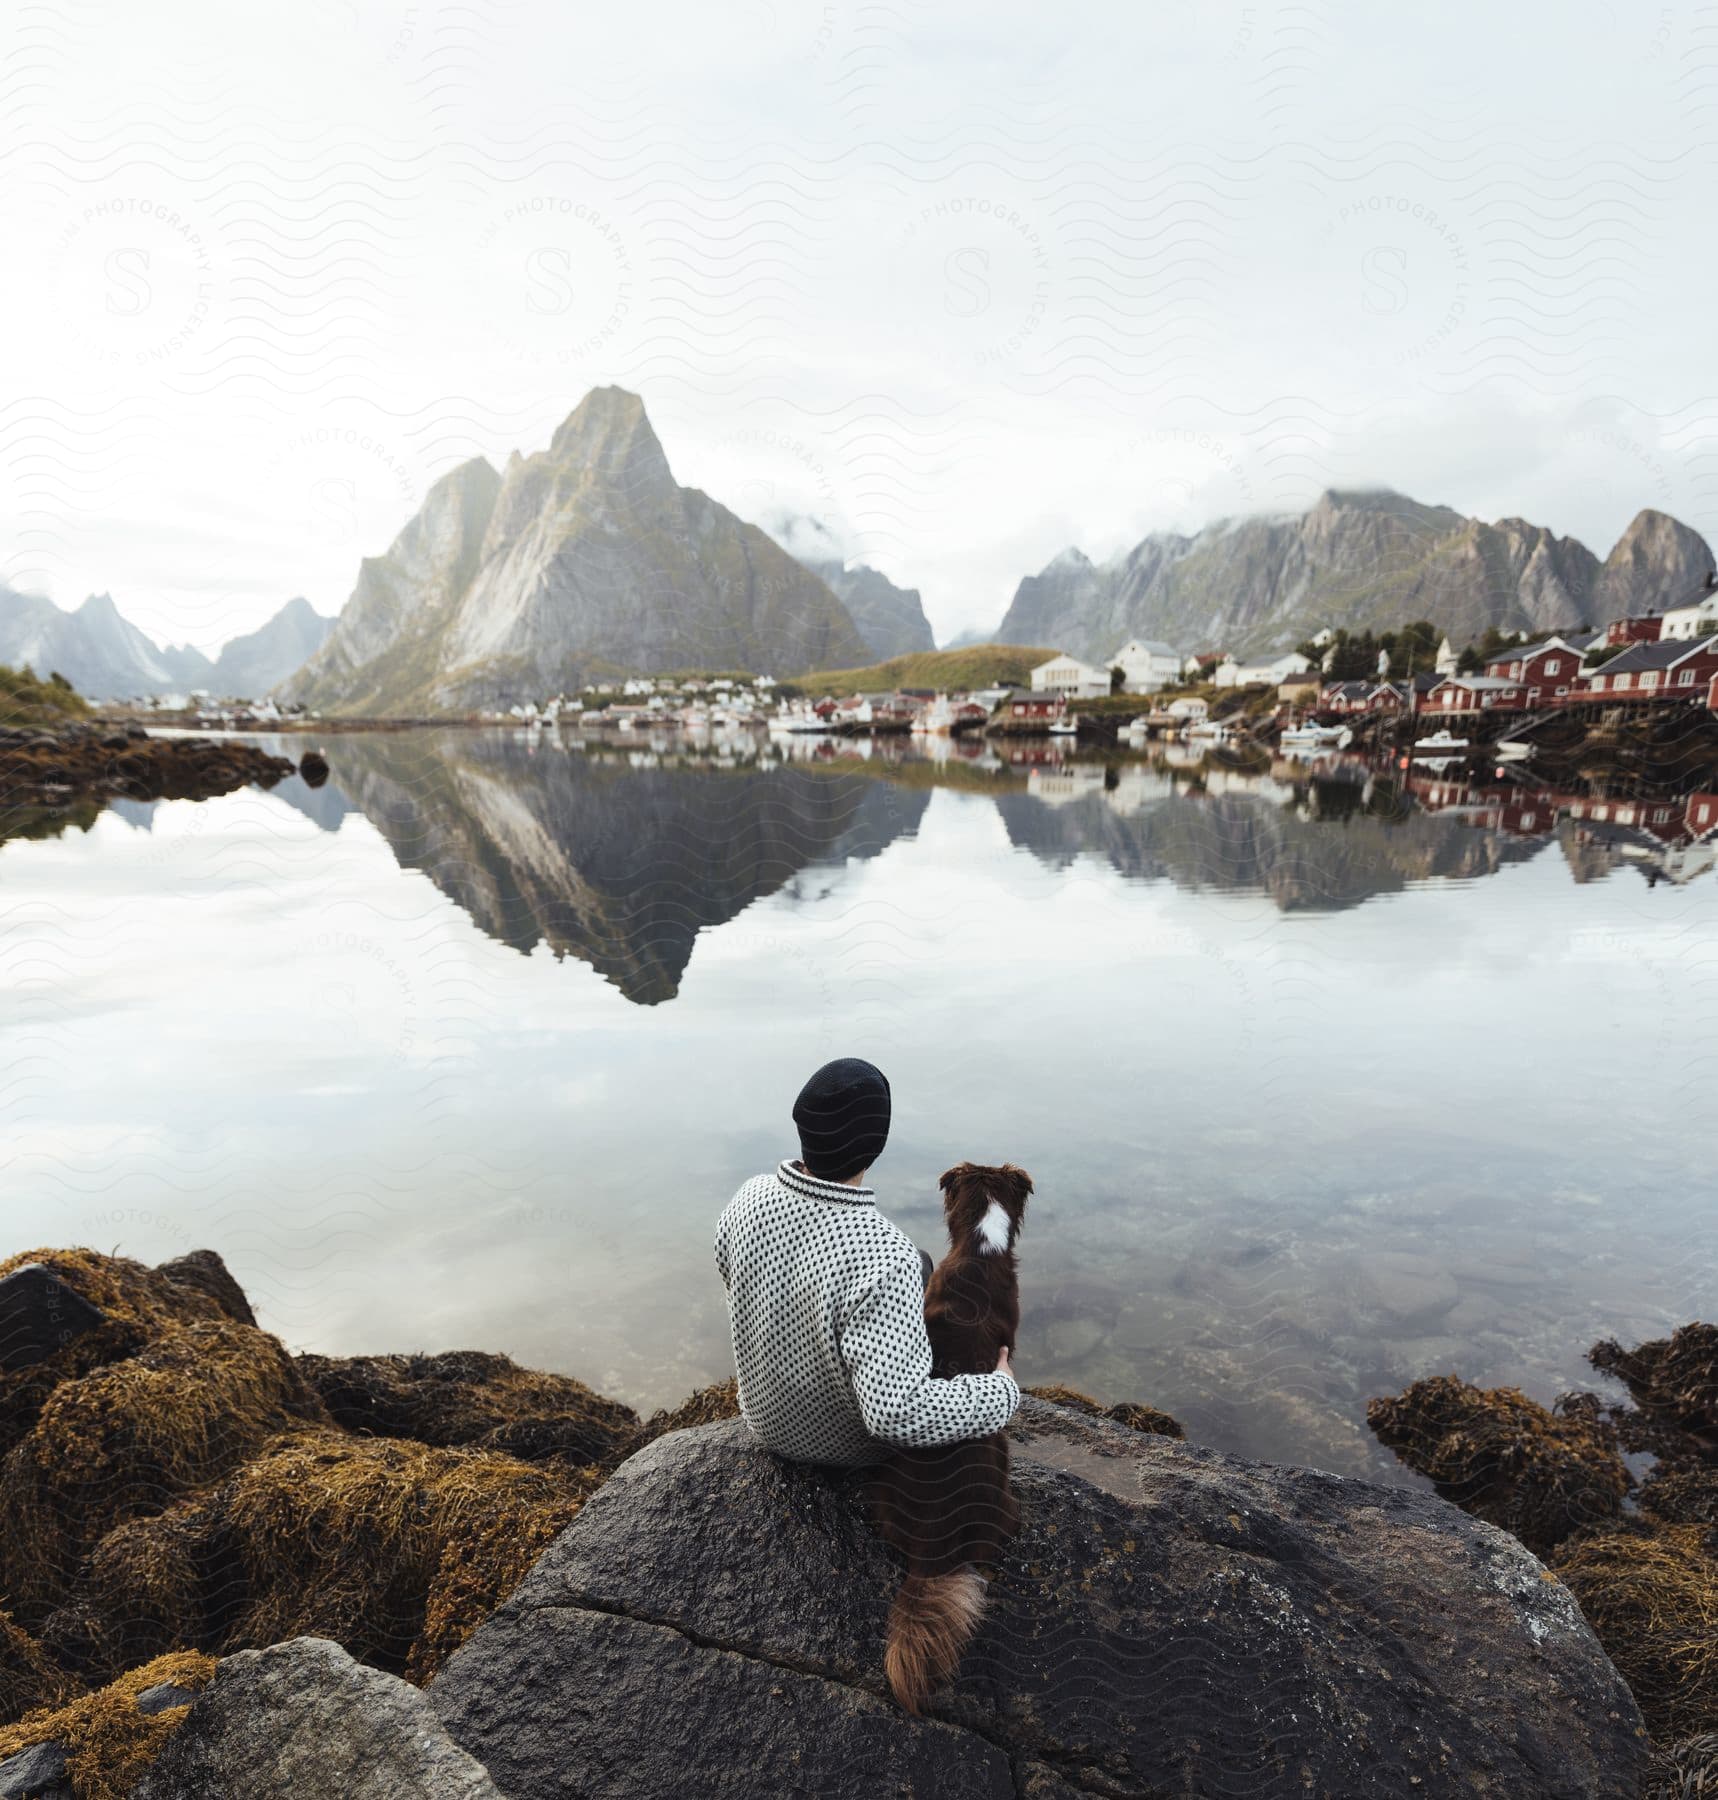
xmin=1106 ymin=638 xmax=1184 ymax=694
xmin=1165 ymin=696 xmax=1208 ymax=721
xmin=1661 ymin=588 xmax=1718 ymax=640
xmin=1434 ymin=635 xmax=1459 ymax=675
xmin=1213 ymin=651 xmax=1314 ymax=689
xmin=1030 ymin=654 xmax=1111 ymax=698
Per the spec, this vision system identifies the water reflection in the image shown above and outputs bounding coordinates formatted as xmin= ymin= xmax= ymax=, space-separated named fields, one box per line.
xmin=6 ymin=726 xmax=1718 ymax=1473
xmin=236 ymin=733 xmax=1718 ymax=992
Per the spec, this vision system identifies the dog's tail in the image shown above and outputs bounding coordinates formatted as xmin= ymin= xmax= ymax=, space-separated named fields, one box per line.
xmin=883 ymin=1568 xmax=986 ymax=1714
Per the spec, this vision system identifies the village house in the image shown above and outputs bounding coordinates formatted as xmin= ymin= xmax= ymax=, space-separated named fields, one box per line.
xmin=1030 ymin=654 xmax=1111 ymax=698
xmin=1659 ymin=579 xmax=1718 ymax=641
xmin=1277 ymin=668 xmax=1322 ymax=704
xmin=1002 ymin=689 xmax=1068 ymax=723
xmin=1184 ymin=650 xmax=1227 ymax=681
xmin=1164 ymin=695 xmax=1209 ymax=721
xmin=1482 ymin=636 xmax=1590 ymax=704
xmin=1596 ymin=614 xmax=1663 ymax=648
xmin=1107 ymin=638 xmax=1184 ymax=694
xmin=1585 ymin=637 xmax=1718 ymax=701
xmin=1421 ymin=674 xmax=1527 ymax=712
xmin=1214 ymin=650 xmax=1314 ymax=689
xmin=1319 ymin=680 xmax=1374 ymax=714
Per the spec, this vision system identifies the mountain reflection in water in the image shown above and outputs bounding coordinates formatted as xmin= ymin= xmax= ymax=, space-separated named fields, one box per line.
xmin=178 ymin=729 xmax=1718 ymax=1000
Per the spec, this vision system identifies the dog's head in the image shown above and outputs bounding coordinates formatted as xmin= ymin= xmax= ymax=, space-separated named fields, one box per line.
xmin=938 ymin=1161 xmax=1033 ymax=1255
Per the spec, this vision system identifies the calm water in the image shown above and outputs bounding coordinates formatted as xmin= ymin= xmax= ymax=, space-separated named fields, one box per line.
xmin=4 ymin=726 xmax=1716 ymax=1482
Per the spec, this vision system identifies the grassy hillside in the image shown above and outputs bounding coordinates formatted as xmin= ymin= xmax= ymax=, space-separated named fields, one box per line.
xmin=0 ymin=663 xmax=90 ymax=725
xmin=790 ymin=644 xmax=1058 ymax=697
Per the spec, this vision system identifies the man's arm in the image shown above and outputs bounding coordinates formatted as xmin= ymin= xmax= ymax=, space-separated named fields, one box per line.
xmin=839 ymin=1253 xmax=1020 ymax=1449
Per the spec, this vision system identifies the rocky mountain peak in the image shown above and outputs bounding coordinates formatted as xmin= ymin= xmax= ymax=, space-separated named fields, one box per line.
xmin=547 ymin=385 xmax=669 ymax=485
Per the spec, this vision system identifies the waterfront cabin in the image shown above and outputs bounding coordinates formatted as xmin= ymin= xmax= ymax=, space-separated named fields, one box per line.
xmin=1030 ymin=654 xmax=1111 ymax=698
xmin=1002 ymin=689 xmax=1068 ymax=723
xmin=1482 ymin=637 xmax=1589 ymax=705
xmin=1585 ymin=637 xmax=1718 ymax=701
xmin=1165 ymin=696 xmax=1209 ymax=721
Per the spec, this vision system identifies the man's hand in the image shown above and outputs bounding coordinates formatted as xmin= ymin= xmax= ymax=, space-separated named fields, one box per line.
xmin=995 ymin=1344 xmax=1014 ymax=1380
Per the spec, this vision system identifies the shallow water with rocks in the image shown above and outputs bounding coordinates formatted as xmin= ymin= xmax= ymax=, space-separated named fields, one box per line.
xmin=3 ymin=726 xmax=1713 ymax=1485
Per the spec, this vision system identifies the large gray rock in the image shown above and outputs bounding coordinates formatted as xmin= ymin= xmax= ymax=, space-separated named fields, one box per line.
xmin=430 ymin=1399 xmax=1647 ymax=1799
xmin=133 ymin=1638 xmax=502 ymax=1799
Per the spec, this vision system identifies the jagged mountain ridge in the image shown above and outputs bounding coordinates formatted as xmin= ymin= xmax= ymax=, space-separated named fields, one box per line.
xmin=993 ymin=491 xmax=1715 ymax=660
xmin=279 ymin=389 xmax=871 ymax=714
xmin=762 ymin=516 xmax=935 ymax=661
xmin=0 ymin=589 xmax=329 ymax=700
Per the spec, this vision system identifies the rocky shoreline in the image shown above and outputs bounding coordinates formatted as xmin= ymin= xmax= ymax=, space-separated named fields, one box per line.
xmin=0 ymin=1245 xmax=1705 ymax=1797
xmin=0 ymin=724 xmax=300 ymax=814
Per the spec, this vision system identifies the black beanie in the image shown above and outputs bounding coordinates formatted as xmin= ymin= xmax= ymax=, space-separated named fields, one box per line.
xmin=792 ymin=1058 xmax=891 ymax=1182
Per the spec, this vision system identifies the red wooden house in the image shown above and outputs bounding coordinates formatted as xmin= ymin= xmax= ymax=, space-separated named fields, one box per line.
xmin=1002 ymin=690 xmax=1066 ymax=722
xmin=1482 ymin=637 xmax=1588 ymax=705
xmin=1597 ymin=615 xmax=1663 ymax=648
xmin=1585 ymin=638 xmax=1718 ymax=702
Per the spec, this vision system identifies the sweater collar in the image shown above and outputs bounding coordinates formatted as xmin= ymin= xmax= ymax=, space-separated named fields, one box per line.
xmin=778 ymin=1158 xmax=875 ymax=1206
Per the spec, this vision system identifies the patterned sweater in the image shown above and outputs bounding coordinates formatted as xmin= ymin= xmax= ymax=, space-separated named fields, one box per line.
xmin=714 ymin=1159 xmax=1021 ymax=1467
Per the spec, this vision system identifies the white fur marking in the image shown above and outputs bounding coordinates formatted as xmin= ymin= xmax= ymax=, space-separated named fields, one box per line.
xmin=976 ymin=1199 xmax=1011 ymax=1253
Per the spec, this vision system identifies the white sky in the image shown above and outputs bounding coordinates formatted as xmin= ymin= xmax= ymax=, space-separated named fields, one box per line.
xmin=3 ymin=1 xmax=1715 ymax=652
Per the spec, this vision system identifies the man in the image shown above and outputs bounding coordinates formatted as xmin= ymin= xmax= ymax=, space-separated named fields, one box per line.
xmin=714 ymin=1057 xmax=1019 ymax=1466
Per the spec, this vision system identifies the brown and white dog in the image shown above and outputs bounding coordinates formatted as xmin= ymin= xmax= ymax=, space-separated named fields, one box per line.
xmin=869 ymin=1160 xmax=1032 ymax=1713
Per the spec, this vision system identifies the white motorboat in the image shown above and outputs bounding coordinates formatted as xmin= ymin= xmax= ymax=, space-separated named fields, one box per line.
xmin=1047 ymin=716 xmax=1079 ymax=736
xmin=1412 ymin=730 xmax=1470 ymax=757
xmin=1281 ymin=723 xmax=1351 ymax=749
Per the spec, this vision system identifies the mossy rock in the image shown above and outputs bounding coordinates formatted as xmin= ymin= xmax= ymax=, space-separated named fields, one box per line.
xmin=296 ymin=1349 xmax=638 ymax=1469
xmin=0 ymin=1649 xmax=214 ymax=1800
xmin=1366 ymin=1375 xmax=1629 ymax=1556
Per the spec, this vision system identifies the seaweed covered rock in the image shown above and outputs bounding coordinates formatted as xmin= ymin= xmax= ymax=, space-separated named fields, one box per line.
xmin=0 ymin=727 xmax=293 ymax=811
xmin=0 ymin=1252 xmax=236 ymax=1458
xmin=1026 ymin=1382 xmax=1184 ymax=1439
xmin=0 ymin=1651 xmax=213 ymax=1800
xmin=1366 ymin=1375 xmax=1629 ymax=1555
xmin=150 ymin=1255 xmax=255 ymax=1331
xmin=0 ymin=1612 xmax=71 ymax=1729
xmin=296 ymin=1349 xmax=638 ymax=1469
xmin=0 ymin=1250 xmax=606 ymax=1712
xmin=65 ymin=1428 xmax=592 ymax=1685
xmin=1554 ymin=1523 xmax=1718 ymax=1746
xmin=430 ymin=1399 xmax=1647 ymax=1800
xmin=1592 ymin=1323 xmax=1718 ymax=1464
xmin=133 ymin=1639 xmax=500 ymax=1799
xmin=0 ymin=1322 xmax=326 ymax=1620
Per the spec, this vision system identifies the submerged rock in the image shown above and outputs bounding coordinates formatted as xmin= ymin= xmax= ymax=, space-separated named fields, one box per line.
xmin=430 ymin=1399 xmax=1647 ymax=1799
xmin=133 ymin=1639 xmax=500 ymax=1799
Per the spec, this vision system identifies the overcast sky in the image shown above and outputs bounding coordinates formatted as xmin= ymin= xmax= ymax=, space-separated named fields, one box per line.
xmin=4 ymin=1 xmax=1716 ymax=651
